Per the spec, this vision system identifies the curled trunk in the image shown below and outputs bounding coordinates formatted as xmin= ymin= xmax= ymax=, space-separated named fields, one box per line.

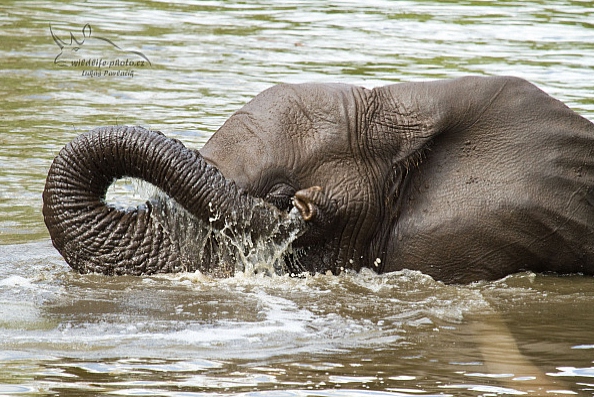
xmin=43 ymin=126 xmax=304 ymax=275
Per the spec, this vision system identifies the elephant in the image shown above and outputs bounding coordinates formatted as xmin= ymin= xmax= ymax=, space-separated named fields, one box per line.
xmin=43 ymin=75 xmax=594 ymax=283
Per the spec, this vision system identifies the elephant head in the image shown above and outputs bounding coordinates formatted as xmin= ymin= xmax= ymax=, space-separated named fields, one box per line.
xmin=43 ymin=126 xmax=306 ymax=276
xmin=48 ymin=77 xmax=565 ymax=280
xmin=199 ymin=83 xmax=406 ymax=275
xmin=43 ymin=80 xmax=417 ymax=277
xmin=199 ymin=77 xmax=519 ymax=276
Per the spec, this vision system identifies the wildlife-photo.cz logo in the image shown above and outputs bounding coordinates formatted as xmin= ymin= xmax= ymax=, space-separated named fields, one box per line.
xmin=50 ymin=23 xmax=151 ymax=78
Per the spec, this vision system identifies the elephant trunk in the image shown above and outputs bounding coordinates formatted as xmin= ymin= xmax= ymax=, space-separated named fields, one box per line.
xmin=43 ymin=125 xmax=304 ymax=276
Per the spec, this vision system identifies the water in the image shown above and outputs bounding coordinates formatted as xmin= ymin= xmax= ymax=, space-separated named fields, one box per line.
xmin=2 ymin=0 xmax=594 ymax=395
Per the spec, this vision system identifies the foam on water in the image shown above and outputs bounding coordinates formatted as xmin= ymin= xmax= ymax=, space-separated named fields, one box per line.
xmin=0 ymin=240 xmax=495 ymax=363
xmin=0 ymin=275 xmax=35 ymax=289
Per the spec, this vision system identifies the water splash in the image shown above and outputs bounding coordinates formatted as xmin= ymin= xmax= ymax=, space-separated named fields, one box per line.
xmin=105 ymin=177 xmax=306 ymax=277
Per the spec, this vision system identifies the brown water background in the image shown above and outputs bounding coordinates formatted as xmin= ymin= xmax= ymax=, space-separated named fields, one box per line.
xmin=1 ymin=1 xmax=594 ymax=395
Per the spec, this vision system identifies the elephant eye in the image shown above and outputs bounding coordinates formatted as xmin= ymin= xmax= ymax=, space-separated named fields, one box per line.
xmin=265 ymin=183 xmax=296 ymax=211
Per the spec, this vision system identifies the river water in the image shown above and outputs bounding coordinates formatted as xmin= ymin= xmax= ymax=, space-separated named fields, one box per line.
xmin=2 ymin=1 xmax=594 ymax=395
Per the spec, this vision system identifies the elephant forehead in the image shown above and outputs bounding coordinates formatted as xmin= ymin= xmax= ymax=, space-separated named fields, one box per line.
xmin=201 ymin=82 xmax=377 ymax=194
xmin=243 ymin=83 xmax=363 ymax=145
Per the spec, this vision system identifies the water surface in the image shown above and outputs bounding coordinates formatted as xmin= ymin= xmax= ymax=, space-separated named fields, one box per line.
xmin=2 ymin=1 xmax=594 ymax=395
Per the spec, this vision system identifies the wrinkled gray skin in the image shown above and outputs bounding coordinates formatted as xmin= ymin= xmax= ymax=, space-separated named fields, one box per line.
xmin=200 ymin=76 xmax=594 ymax=283
xmin=44 ymin=76 xmax=594 ymax=283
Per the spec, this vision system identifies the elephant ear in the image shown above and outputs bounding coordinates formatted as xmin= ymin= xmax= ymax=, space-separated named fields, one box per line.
xmin=368 ymin=76 xmax=514 ymax=164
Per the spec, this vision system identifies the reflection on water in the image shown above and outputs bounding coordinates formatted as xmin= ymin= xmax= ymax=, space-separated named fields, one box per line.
xmin=2 ymin=0 xmax=594 ymax=395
